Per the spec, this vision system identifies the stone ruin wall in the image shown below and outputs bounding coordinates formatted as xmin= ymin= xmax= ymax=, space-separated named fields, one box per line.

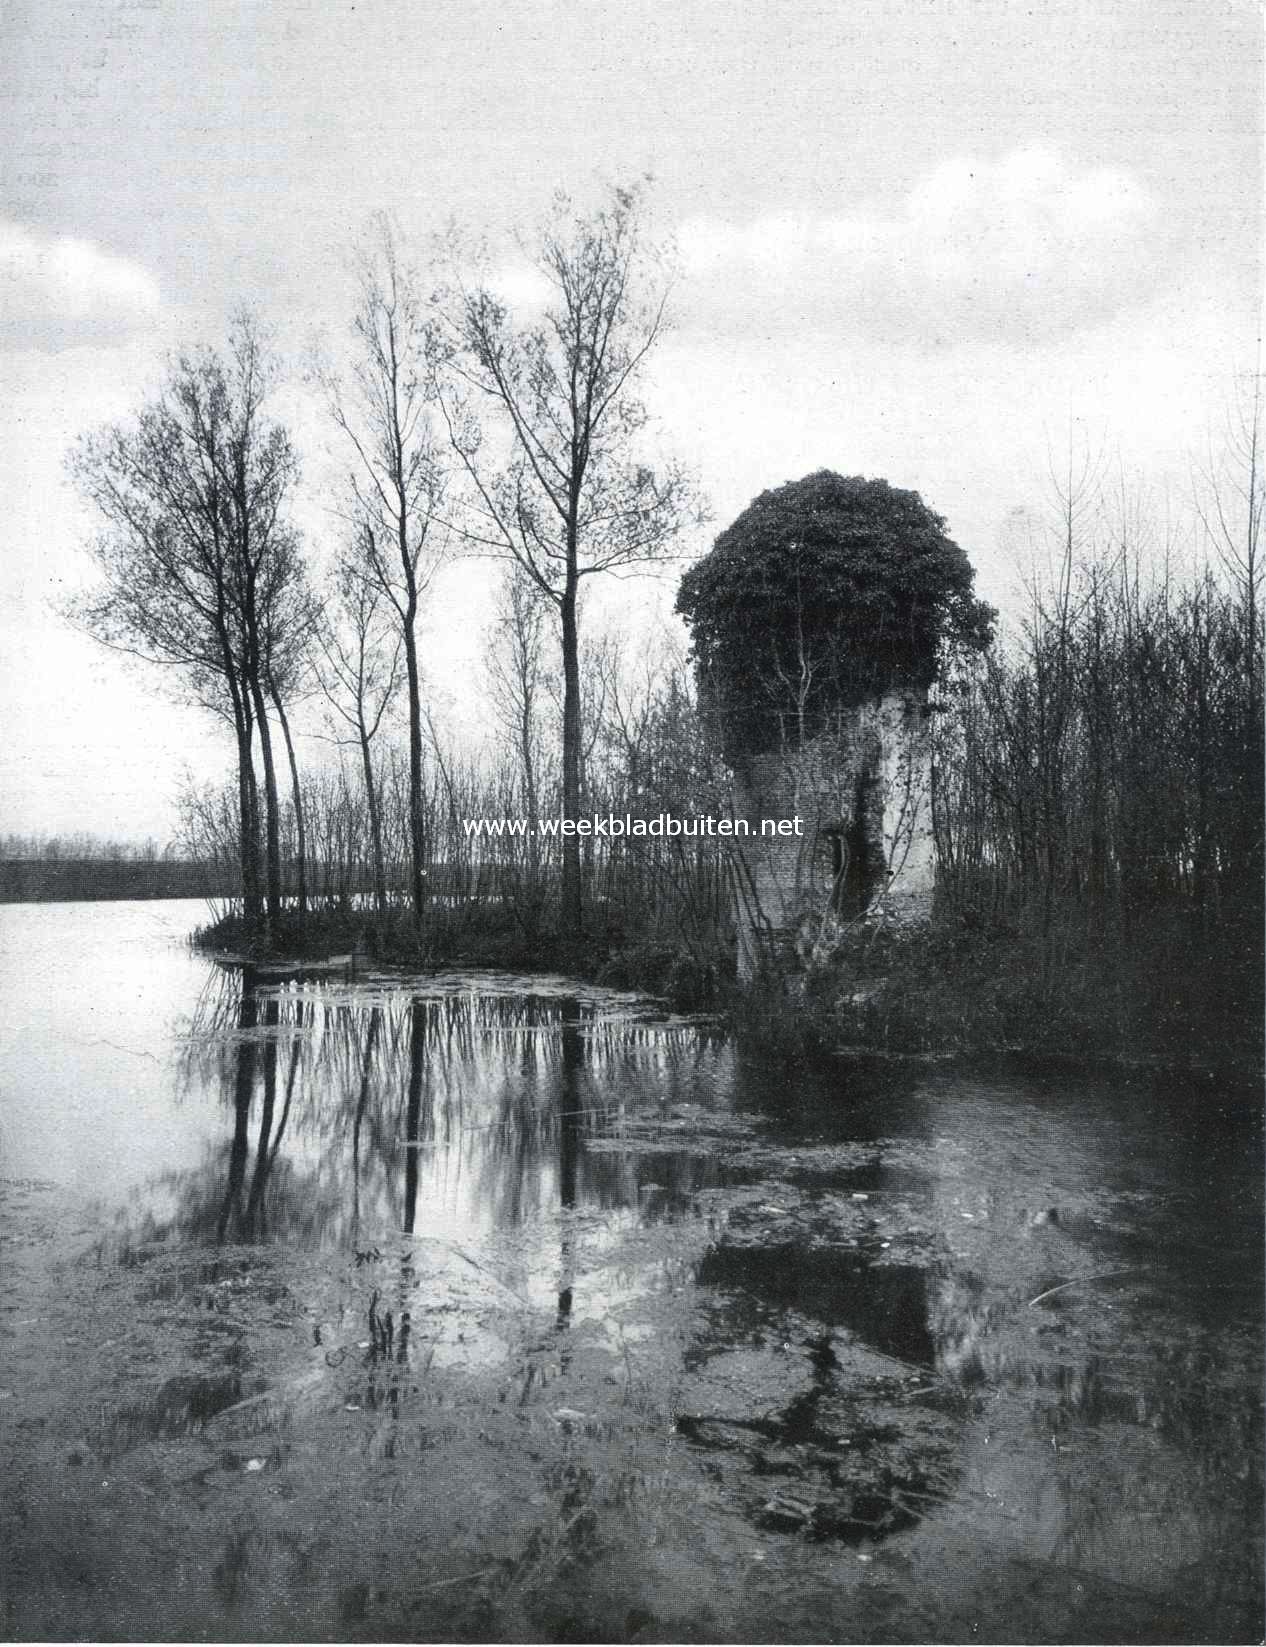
xmin=731 ymin=686 xmax=935 ymax=979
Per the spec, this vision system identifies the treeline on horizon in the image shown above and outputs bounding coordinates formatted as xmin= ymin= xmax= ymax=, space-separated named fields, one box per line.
xmin=0 ymin=832 xmax=229 ymax=903
xmin=0 ymin=855 xmax=234 ymax=905
xmin=59 ymin=182 xmax=1263 ymax=1065
xmin=1 ymin=831 xmax=180 ymax=862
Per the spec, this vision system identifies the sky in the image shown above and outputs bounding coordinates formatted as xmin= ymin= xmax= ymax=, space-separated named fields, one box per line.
xmin=1 ymin=0 xmax=1260 ymax=843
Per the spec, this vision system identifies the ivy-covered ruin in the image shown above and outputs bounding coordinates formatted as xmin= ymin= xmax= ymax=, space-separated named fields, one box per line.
xmin=677 ymin=470 xmax=993 ymax=975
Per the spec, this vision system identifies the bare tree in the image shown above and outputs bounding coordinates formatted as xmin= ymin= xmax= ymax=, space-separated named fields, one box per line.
xmin=437 ymin=180 xmax=702 ymax=937
xmin=1193 ymin=369 xmax=1266 ymax=898
xmin=484 ymin=566 xmax=551 ymax=864
xmin=1195 ymin=370 xmax=1264 ymax=727
xmin=219 ymin=319 xmax=308 ymax=928
xmin=325 ymin=215 xmax=449 ymax=930
xmin=265 ymin=642 xmax=313 ymax=924
xmin=69 ymin=315 xmax=306 ymax=931
xmin=315 ymin=544 xmax=405 ymax=919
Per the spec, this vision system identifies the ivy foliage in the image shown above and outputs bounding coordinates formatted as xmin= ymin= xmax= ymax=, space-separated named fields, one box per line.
xmin=676 ymin=470 xmax=995 ymax=758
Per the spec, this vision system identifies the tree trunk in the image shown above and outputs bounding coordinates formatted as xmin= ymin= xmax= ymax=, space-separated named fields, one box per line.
xmin=268 ymin=674 xmax=307 ymax=924
xmin=520 ymin=688 xmax=540 ymax=870
xmin=235 ymin=701 xmax=263 ymax=928
xmin=247 ymin=671 xmax=283 ymax=929
xmin=359 ymin=721 xmax=388 ymax=920
xmin=403 ymin=629 xmax=427 ymax=928
xmin=519 ymin=675 xmax=542 ymax=934
xmin=560 ymin=578 xmax=582 ymax=938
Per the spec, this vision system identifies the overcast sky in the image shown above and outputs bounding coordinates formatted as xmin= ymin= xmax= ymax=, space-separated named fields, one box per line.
xmin=1 ymin=0 xmax=1260 ymax=842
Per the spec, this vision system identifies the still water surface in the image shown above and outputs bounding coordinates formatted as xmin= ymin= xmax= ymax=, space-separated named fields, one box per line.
xmin=0 ymin=900 xmax=1261 ymax=1642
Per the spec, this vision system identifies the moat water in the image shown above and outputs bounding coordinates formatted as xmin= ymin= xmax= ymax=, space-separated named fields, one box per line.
xmin=0 ymin=899 xmax=1261 ymax=1642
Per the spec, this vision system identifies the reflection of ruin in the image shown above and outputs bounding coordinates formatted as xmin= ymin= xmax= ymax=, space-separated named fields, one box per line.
xmin=731 ymin=688 xmax=935 ymax=977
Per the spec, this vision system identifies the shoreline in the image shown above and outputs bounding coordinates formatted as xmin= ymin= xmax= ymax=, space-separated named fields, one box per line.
xmin=191 ymin=906 xmax=1265 ymax=1092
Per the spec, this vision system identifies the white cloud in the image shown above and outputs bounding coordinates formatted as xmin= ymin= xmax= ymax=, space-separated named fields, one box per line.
xmin=486 ymin=255 xmax=554 ymax=309
xmin=677 ymin=150 xmax=1167 ymax=346
xmin=0 ymin=220 xmax=162 ymax=350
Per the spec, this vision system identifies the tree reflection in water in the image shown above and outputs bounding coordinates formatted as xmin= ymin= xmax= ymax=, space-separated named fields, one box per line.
xmin=557 ymin=998 xmax=581 ymax=1331
xmin=115 ymin=966 xmax=732 ymax=1276
xmin=53 ymin=956 xmax=1261 ymax=1634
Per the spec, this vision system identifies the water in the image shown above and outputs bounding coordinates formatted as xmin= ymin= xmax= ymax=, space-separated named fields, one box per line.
xmin=0 ymin=899 xmax=1261 ymax=1642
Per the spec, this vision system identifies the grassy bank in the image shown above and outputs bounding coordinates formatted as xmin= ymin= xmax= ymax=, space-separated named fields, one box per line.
xmin=193 ymin=898 xmax=1261 ymax=1081
xmin=192 ymin=903 xmax=724 ymax=1011
xmin=732 ymin=909 xmax=1264 ymax=1082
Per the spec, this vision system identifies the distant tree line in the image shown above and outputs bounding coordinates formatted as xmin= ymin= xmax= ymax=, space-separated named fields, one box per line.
xmin=0 ymin=856 xmax=233 ymax=904
xmin=0 ymin=831 xmax=234 ymax=902
xmin=1 ymin=831 xmax=179 ymax=861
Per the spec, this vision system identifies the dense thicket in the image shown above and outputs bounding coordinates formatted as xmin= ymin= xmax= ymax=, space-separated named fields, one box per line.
xmin=932 ymin=546 xmax=1263 ymax=1056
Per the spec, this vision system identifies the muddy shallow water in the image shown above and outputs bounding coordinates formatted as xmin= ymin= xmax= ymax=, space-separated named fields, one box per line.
xmin=1 ymin=900 xmax=1262 ymax=1643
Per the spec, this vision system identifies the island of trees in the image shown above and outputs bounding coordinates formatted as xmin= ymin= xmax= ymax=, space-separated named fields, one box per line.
xmin=47 ymin=182 xmax=1263 ymax=1076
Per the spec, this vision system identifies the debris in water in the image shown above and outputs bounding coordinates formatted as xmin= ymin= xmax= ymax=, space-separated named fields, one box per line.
xmin=1027 ymin=1269 xmax=1140 ymax=1308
